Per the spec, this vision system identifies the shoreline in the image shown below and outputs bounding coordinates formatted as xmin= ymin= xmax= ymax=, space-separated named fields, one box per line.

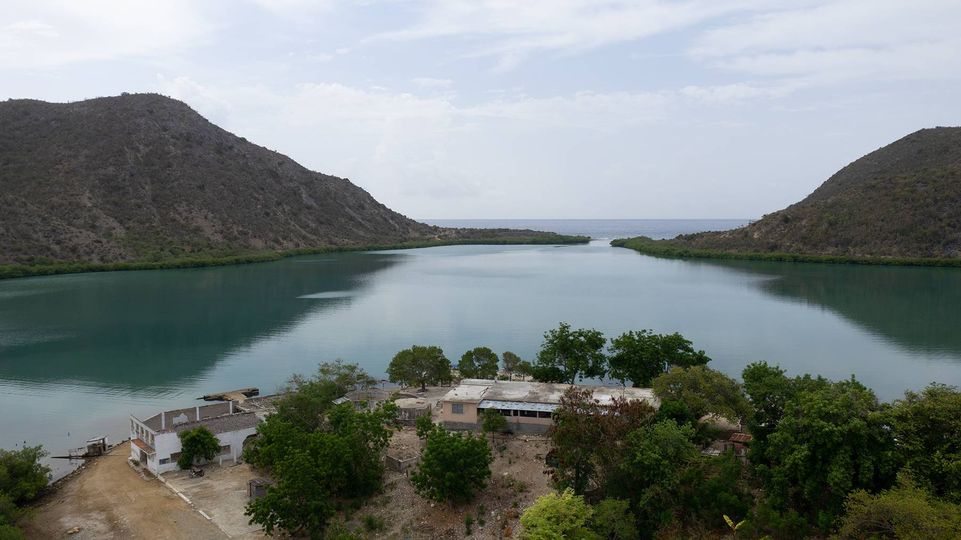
xmin=610 ymin=236 xmax=961 ymax=268
xmin=0 ymin=234 xmax=590 ymax=281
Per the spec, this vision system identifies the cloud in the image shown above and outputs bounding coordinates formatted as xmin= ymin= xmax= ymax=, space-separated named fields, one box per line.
xmin=0 ymin=0 xmax=211 ymax=69
xmin=370 ymin=0 xmax=756 ymax=69
xmin=411 ymin=77 xmax=454 ymax=89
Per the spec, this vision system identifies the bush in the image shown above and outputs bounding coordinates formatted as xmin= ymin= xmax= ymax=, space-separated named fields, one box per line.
xmin=411 ymin=429 xmax=493 ymax=505
xmin=177 ymin=427 xmax=221 ymax=470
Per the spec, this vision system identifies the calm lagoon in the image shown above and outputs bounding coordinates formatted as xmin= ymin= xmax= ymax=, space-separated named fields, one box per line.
xmin=2 ymin=219 xmax=960 ymax=477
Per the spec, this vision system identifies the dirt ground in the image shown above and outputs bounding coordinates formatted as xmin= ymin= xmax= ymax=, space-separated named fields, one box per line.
xmin=20 ymin=442 xmax=227 ymax=540
xmin=345 ymin=427 xmax=553 ymax=539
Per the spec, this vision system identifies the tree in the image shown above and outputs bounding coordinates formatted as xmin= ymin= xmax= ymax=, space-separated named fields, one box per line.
xmin=387 ymin=345 xmax=452 ymax=391
xmin=836 ymin=473 xmax=961 ymax=539
xmin=591 ymin=498 xmax=638 ymax=540
xmin=741 ymin=362 xmax=794 ymax=468
xmin=548 ymin=388 xmax=604 ymax=495
xmin=275 ymin=361 xmax=377 ymax=432
xmin=651 ymin=366 xmax=750 ymax=422
xmin=314 ymin=359 xmax=376 ymax=394
xmin=520 ymin=489 xmax=599 ymax=540
xmin=415 ymin=413 xmax=435 ymax=439
xmin=502 ymin=351 xmax=522 ymax=379
xmin=177 ymin=426 xmax=221 ymax=469
xmin=481 ymin=408 xmax=508 ymax=444
xmin=760 ymin=376 xmax=897 ymax=530
xmin=608 ymin=330 xmax=710 ymax=387
xmin=411 ymin=427 xmax=492 ymax=504
xmin=609 ymin=420 xmax=698 ymax=531
xmin=245 ymin=401 xmax=397 ymax=537
xmin=0 ymin=445 xmax=50 ymax=505
xmin=458 ymin=347 xmax=499 ymax=379
xmin=888 ymin=384 xmax=961 ymax=502
xmin=533 ymin=322 xmax=607 ymax=384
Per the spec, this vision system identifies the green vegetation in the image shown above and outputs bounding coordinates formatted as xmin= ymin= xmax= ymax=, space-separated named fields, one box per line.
xmin=0 ymin=234 xmax=590 ymax=281
xmin=387 ymin=345 xmax=452 ymax=391
xmin=176 ymin=427 xmax=221 ymax=470
xmin=520 ymin=489 xmax=597 ymax=540
xmin=243 ymin=361 xmax=396 ymax=538
xmin=651 ymin=365 xmax=750 ymax=422
xmin=532 ymin=322 xmax=607 ymax=384
xmin=481 ymin=408 xmax=509 ymax=443
xmin=0 ymin=445 xmax=50 ymax=539
xmin=611 ymin=236 xmax=961 ymax=268
xmin=608 ymin=330 xmax=710 ymax=387
xmin=501 ymin=351 xmax=522 ymax=379
xmin=835 ymin=474 xmax=961 ymax=539
xmin=458 ymin=346 xmax=500 ymax=379
xmin=411 ymin=424 xmax=493 ymax=505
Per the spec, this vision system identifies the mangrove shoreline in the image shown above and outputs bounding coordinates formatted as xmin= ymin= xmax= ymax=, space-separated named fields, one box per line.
xmin=0 ymin=234 xmax=590 ymax=281
xmin=611 ymin=236 xmax=961 ymax=268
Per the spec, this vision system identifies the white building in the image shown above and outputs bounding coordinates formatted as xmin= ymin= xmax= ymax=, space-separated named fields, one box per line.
xmin=129 ymin=401 xmax=260 ymax=475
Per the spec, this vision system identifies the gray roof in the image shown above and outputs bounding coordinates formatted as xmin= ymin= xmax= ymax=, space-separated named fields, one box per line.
xmin=169 ymin=412 xmax=261 ymax=435
xmin=478 ymin=400 xmax=558 ymax=412
xmin=140 ymin=402 xmax=235 ymax=432
xmin=444 ymin=379 xmax=658 ymax=408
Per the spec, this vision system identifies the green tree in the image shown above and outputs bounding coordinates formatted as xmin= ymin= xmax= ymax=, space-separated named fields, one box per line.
xmin=888 ymin=384 xmax=961 ymax=501
xmin=274 ymin=361 xmax=377 ymax=432
xmin=0 ymin=445 xmax=50 ymax=505
xmin=651 ymin=366 xmax=750 ymax=422
xmin=411 ymin=428 xmax=492 ymax=504
xmin=415 ymin=413 xmax=435 ymax=439
xmin=481 ymin=408 xmax=508 ymax=444
xmin=608 ymin=330 xmax=710 ymax=387
xmin=313 ymin=359 xmax=377 ymax=394
xmin=533 ymin=322 xmax=607 ymax=384
xmin=761 ymin=376 xmax=897 ymax=530
xmin=244 ymin=401 xmax=397 ymax=538
xmin=591 ymin=498 xmax=638 ymax=540
xmin=502 ymin=351 xmax=522 ymax=379
xmin=836 ymin=473 xmax=961 ymax=539
xmin=608 ymin=420 xmax=698 ymax=532
xmin=387 ymin=345 xmax=452 ymax=391
xmin=741 ymin=361 xmax=795 ymax=468
xmin=177 ymin=426 xmax=221 ymax=469
xmin=520 ymin=489 xmax=599 ymax=540
xmin=458 ymin=347 xmax=499 ymax=379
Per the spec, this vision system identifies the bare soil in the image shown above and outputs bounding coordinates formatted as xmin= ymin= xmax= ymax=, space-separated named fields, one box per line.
xmin=20 ymin=442 xmax=226 ymax=540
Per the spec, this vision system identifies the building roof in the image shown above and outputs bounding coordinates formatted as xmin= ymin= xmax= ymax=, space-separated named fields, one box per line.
xmin=168 ymin=411 xmax=261 ymax=436
xmin=131 ymin=438 xmax=155 ymax=454
xmin=139 ymin=402 xmax=236 ymax=432
xmin=442 ymin=379 xmax=658 ymax=408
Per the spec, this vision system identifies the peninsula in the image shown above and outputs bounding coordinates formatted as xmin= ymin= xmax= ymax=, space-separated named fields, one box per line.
xmin=0 ymin=94 xmax=585 ymax=279
xmin=613 ymin=127 xmax=961 ymax=266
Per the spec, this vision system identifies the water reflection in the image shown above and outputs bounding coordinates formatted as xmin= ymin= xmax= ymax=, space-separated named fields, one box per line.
xmin=692 ymin=259 xmax=961 ymax=358
xmin=0 ymin=253 xmax=402 ymax=390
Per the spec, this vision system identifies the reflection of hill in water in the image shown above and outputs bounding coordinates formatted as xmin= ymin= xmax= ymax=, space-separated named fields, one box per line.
xmin=0 ymin=253 xmax=401 ymax=389
xmin=705 ymin=259 xmax=961 ymax=356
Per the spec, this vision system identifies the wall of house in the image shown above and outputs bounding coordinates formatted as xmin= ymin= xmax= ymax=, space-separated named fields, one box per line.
xmin=151 ymin=426 xmax=259 ymax=475
xmin=439 ymin=400 xmax=478 ymax=426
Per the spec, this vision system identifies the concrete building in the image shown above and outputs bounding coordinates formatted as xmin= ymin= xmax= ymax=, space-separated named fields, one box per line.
xmin=439 ymin=379 xmax=658 ymax=434
xmin=129 ymin=401 xmax=260 ymax=475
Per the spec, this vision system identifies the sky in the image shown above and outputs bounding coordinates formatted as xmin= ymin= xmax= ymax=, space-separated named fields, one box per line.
xmin=2 ymin=1 xmax=960 ymax=219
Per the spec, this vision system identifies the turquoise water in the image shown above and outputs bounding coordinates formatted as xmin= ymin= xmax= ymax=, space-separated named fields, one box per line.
xmin=2 ymin=220 xmax=960 ymax=478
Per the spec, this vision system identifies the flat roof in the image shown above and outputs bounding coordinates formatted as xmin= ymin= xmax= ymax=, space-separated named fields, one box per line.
xmin=442 ymin=379 xmax=657 ymax=408
xmin=137 ymin=402 xmax=235 ymax=432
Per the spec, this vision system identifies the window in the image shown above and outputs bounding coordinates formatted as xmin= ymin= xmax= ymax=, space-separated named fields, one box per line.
xmin=538 ymin=411 xmax=552 ymax=418
xmin=519 ymin=410 xmax=538 ymax=418
xmin=500 ymin=409 xmax=512 ymax=416
xmin=452 ymin=403 xmax=464 ymax=414
xmin=159 ymin=458 xmax=170 ymax=465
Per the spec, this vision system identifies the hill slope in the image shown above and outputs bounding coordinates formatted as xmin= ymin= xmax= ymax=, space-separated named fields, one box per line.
xmin=618 ymin=127 xmax=961 ymax=260
xmin=0 ymin=94 xmax=576 ymax=267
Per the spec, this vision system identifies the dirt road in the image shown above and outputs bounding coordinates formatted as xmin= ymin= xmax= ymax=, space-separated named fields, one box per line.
xmin=21 ymin=442 xmax=226 ymax=540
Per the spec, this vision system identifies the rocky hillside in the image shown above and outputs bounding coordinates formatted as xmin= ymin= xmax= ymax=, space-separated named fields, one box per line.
xmin=0 ymin=94 xmax=573 ymax=266
xmin=626 ymin=127 xmax=961 ymax=259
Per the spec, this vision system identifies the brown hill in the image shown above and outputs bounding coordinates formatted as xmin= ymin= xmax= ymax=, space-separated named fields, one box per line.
xmin=0 ymin=94 xmax=573 ymax=267
xmin=629 ymin=127 xmax=961 ymax=259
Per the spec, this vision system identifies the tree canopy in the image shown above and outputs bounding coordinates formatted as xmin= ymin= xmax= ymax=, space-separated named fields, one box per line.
xmin=607 ymin=330 xmax=710 ymax=387
xmin=502 ymin=351 xmax=522 ymax=378
xmin=532 ymin=322 xmax=607 ymax=384
xmin=458 ymin=346 xmax=499 ymax=379
xmin=244 ymin=362 xmax=396 ymax=538
xmin=410 ymin=425 xmax=492 ymax=504
xmin=651 ymin=365 xmax=750 ymax=422
xmin=520 ymin=489 xmax=598 ymax=540
xmin=836 ymin=473 xmax=961 ymax=539
xmin=177 ymin=426 xmax=221 ymax=470
xmin=387 ymin=345 xmax=452 ymax=391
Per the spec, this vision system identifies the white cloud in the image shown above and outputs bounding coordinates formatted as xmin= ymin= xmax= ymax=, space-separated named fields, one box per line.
xmin=0 ymin=0 xmax=211 ymax=69
xmin=411 ymin=77 xmax=453 ymax=89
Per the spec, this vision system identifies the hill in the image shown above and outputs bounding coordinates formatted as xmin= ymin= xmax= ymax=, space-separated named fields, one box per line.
xmin=0 ymin=94 xmax=582 ymax=273
xmin=614 ymin=127 xmax=961 ymax=263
